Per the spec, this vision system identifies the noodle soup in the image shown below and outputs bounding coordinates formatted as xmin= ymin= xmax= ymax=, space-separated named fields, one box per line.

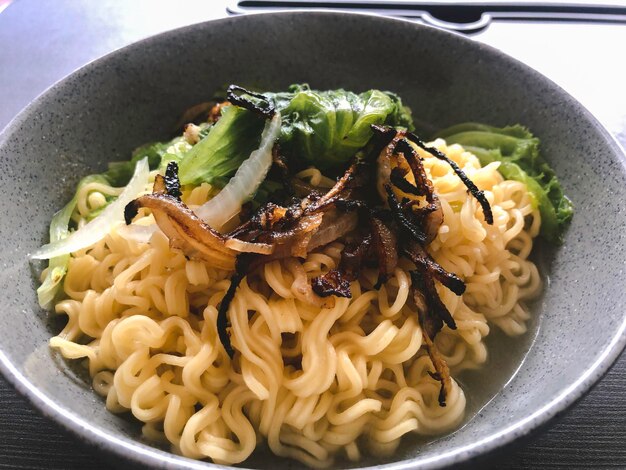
xmin=31 ymin=85 xmax=567 ymax=468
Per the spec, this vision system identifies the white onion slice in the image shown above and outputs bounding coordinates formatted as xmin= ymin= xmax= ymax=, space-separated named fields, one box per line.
xmin=376 ymin=144 xmax=392 ymax=202
xmin=30 ymin=158 xmax=150 ymax=259
xmin=224 ymin=237 xmax=274 ymax=255
xmin=195 ymin=113 xmax=282 ymax=231
xmin=116 ymin=223 xmax=159 ymax=244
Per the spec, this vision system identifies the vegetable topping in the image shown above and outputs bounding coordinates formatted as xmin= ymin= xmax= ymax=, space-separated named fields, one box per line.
xmin=34 ymin=84 xmax=572 ymax=409
xmin=435 ymin=122 xmax=573 ymax=243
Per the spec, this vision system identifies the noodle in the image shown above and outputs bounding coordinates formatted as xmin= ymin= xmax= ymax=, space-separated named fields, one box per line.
xmin=45 ymin=139 xmax=541 ymax=467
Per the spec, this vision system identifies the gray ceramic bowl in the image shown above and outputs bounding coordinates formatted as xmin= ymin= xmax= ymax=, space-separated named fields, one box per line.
xmin=0 ymin=11 xmax=625 ymax=470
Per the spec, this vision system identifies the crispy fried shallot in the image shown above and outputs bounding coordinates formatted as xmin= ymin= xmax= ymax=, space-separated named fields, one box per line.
xmin=374 ymin=130 xmax=444 ymax=244
xmin=405 ymin=241 xmax=465 ymax=296
xmin=183 ymin=124 xmax=202 ymax=145
xmin=163 ymin=162 xmax=182 ymax=201
xmin=175 ymin=101 xmax=215 ymax=131
xmin=175 ymin=100 xmax=231 ymax=136
xmin=226 ymin=85 xmax=275 ymax=119
xmin=406 ymin=131 xmax=494 ymax=225
xmin=407 ymin=256 xmax=457 ymax=332
xmin=422 ymin=330 xmax=453 ymax=407
xmin=270 ymin=144 xmax=294 ymax=195
xmin=304 ymin=160 xmax=361 ymax=213
xmin=370 ymin=216 xmax=398 ymax=288
xmin=124 ymin=116 xmax=496 ymax=405
xmin=125 ymin=194 xmax=237 ymax=270
xmin=208 ymin=101 xmax=230 ymax=123
xmin=395 ymin=138 xmax=435 ymax=202
xmin=311 ymin=270 xmax=351 ymax=298
xmin=384 ymin=184 xmax=427 ymax=244
xmin=287 ymin=258 xmax=334 ymax=309
xmin=410 ymin=271 xmax=444 ymax=336
xmin=338 ymin=235 xmax=372 ymax=282
xmin=390 ymin=166 xmax=422 ymax=196
xmin=373 ymin=125 xmax=405 ymax=202
xmin=411 ymin=270 xmax=454 ymax=406
xmin=217 ymin=255 xmax=251 ymax=358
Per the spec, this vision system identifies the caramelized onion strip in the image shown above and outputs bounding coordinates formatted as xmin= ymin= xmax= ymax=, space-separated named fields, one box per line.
xmin=405 ymin=132 xmax=494 ymax=224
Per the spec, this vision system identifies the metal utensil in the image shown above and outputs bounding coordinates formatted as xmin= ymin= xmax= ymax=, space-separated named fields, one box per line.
xmin=227 ymin=0 xmax=626 ymax=32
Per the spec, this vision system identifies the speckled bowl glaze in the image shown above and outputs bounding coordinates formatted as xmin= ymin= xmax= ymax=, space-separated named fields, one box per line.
xmin=0 ymin=11 xmax=624 ymax=470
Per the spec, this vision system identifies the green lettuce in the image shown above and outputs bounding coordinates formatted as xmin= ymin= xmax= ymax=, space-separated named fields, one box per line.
xmin=268 ymin=84 xmax=413 ymax=169
xmin=105 ymin=141 xmax=166 ymax=186
xmin=171 ymin=84 xmax=413 ymax=186
xmin=178 ymin=105 xmax=265 ymax=185
xmin=177 ymin=85 xmax=414 ymax=184
xmin=37 ymin=175 xmax=109 ymax=308
xmin=434 ymin=123 xmax=573 ymax=244
xmin=37 ymin=138 xmax=175 ymax=308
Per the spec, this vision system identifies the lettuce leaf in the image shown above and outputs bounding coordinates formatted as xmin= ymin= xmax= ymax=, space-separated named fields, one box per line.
xmin=37 ymin=174 xmax=109 ymax=308
xmin=267 ymin=84 xmax=413 ymax=169
xmin=434 ymin=123 xmax=573 ymax=244
xmin=105 ymin=141 xmax=166 ymax=187
xmin=175 ymin=84 xmax=413 ymax=185
xmin=178 ymin=105 xmax=265 ymax=185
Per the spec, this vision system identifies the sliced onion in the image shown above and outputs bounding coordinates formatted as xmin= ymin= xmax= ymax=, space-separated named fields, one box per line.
xmin=167 ymin=216 xmax=235 ymax=270
xmin=30 ymin=158 xmax=150 ymax=259
xmin=195 ymin=113 xmax=282 ymax=231
xmin=377 ymin=143 xmax=392 ymax=202
xmin=289 ymin=213 xmax=324 ymax=258
xmin=116 ymin=223 xmax=159 ymax=244
xmin=307 ymin=212 xmax=358 ymax=252
xmin=129 ymin=193 xmax=237 ymax=270
xmin=224 ymin=238 xmax=274 ymax=255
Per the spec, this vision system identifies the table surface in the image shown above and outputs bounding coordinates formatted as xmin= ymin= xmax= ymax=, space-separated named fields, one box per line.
xmin=1 ymin=0 xmax=625 ymax=468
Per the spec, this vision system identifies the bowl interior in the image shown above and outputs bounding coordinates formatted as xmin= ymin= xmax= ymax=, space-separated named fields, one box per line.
xmin=0 ymin=11 xmax=625 ymax=470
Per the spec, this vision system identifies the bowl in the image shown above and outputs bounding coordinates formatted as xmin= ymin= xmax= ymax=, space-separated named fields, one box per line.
xmin=0 ymin=11 xmax=625 ymax=470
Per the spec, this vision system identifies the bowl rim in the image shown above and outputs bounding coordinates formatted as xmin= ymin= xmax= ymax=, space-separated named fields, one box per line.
xmin=1 ymin=9 xmax=625 ymax=470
